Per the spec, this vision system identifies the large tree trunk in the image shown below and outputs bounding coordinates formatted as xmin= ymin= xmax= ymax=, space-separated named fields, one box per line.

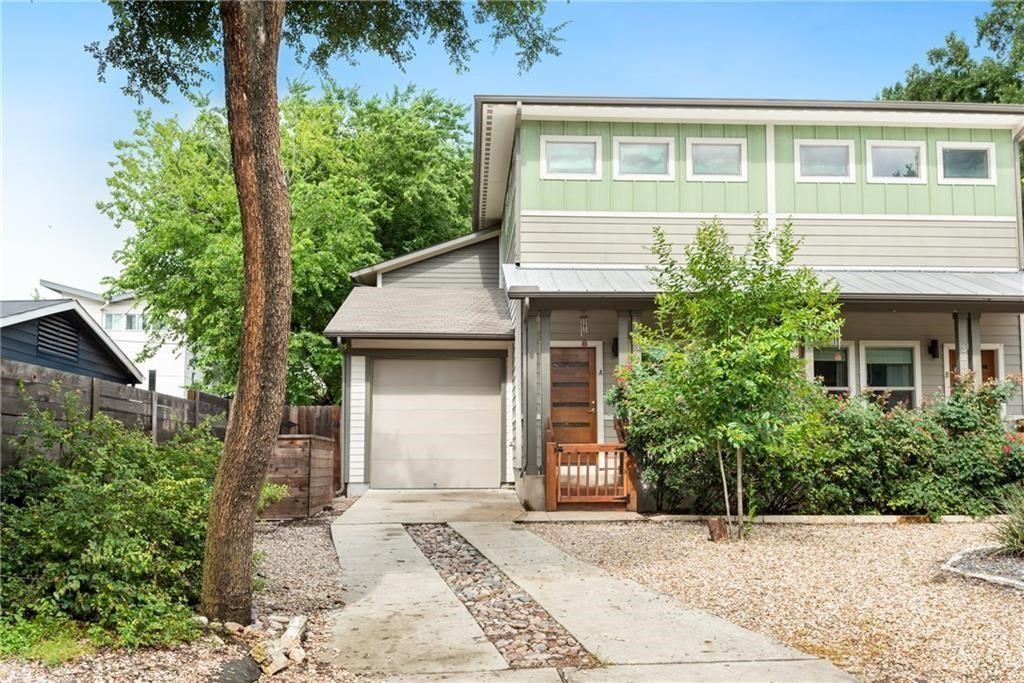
xmin=201 ymin=0 xmax=291 ymax=624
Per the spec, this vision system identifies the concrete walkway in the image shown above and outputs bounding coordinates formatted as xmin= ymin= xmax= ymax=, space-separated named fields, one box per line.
xmin=327 ymin=491 xmax=854 ymax=681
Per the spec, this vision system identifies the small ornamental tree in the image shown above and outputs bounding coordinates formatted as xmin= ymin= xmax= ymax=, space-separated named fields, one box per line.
xmin=616 ymin=218 xmax=841 ymax=539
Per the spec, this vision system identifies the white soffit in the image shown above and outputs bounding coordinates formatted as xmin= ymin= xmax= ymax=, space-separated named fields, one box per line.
xmin=518 ymin=104 xmax=1024 ymax=129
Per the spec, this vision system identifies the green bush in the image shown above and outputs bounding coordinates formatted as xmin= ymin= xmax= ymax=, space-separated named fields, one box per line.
xmin=0 ymin=389 xmax=222 ymax=652
xmin=612 ymin=370 xmax=1024 ymax=517
xmin=992 ymin=486 xmax=1024 ymax=555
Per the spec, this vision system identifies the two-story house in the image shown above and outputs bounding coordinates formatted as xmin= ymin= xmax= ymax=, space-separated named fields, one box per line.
xmin=40 ymin=280 xmax=193 ymax=397
xmin=325 ymin=96 xmax=1024 ymax=510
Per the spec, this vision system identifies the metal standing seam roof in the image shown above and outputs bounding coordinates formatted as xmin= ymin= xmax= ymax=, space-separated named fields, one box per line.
xmin=323 ymin=287 xmax=513 ymax=339
xmin=502 ymin=264 xmax=1024 ymax=303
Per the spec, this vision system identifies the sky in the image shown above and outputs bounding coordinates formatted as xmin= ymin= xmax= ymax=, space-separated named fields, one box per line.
xmin=0 ymin=0 xmax=993 ymax=299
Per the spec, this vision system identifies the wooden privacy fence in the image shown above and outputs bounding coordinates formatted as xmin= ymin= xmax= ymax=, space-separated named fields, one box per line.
xmin=1 ymin=359 xmax=228 ymax=466
xmin=280 ymin=404 xmax=342 ymax=493
xmin=260 ymin=435 xmax=335 ymax=520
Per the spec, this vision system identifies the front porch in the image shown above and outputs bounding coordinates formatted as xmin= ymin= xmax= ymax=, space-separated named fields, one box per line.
xmin=512 ymin=298 xmax=1024 ymax=512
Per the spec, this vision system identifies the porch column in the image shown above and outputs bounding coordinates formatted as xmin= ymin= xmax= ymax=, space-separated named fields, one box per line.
xmin=538 ymin=312 xmax=551 ymax=474
xmin=617 ymin=311 xmax=632 ymax=367
xmin=524 ymin=311 xmax=551 ymax=475
xmin=953 ymin=311 xmax=983 ymax=388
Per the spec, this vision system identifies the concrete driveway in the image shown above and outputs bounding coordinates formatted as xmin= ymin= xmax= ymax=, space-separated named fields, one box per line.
xmin=335 ymin=488 xmax=525 ymax=525
xmin=326 ymin=490 xmax=854 ymax=682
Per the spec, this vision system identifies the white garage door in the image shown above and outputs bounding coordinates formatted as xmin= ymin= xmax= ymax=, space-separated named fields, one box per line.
xmin=370 ymin=357 xmax=502 ymax=488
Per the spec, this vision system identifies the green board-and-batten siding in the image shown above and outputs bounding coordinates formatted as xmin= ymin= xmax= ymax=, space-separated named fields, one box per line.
xmin=518 ymin=120 xmax=1017 ymax=217
xmin=774 ymin=126 xmax=1017 ymax=216
xmin=519 ymin=120 xmax=768 ymax=214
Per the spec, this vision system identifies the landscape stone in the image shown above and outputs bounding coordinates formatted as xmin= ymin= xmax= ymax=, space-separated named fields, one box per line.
xmin=212 ymin=657 xmax=261 ymax=683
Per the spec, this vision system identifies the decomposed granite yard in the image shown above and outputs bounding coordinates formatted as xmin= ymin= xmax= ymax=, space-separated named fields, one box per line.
xmin=532 ymin=521 xmax=1024 ymax=683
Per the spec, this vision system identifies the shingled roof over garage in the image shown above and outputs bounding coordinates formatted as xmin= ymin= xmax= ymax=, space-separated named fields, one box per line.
xmin=323 ymin=287 xmax=513 ymax=340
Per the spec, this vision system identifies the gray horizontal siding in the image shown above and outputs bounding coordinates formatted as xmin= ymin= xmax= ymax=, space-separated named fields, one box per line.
xmin=519 ymin=213 xmax=1021 ymax=268
xmin=843 ymin=311 xmax=1022 ymax=416
xmin=382 ymin=238 xmax=499 ymax=289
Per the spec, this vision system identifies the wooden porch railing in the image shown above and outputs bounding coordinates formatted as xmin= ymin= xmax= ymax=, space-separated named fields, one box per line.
xmin=545 ymin=440 xmax=638 ymax=512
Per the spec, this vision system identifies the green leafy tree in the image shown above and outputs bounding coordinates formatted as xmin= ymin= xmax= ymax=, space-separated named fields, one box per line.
xmin=881 ymin=1 xmax=1024 ymax=103
xmin=101 ymin=84 xmax=473 ymax=403
xmin=89 ymin=0 xmax=561 ymax=623
xmin=615 ymin=219 xmax=841 ymax=539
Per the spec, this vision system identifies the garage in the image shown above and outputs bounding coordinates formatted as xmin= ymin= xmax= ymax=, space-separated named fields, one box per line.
xmin=370 ymin=357 xmax=503 ymax=489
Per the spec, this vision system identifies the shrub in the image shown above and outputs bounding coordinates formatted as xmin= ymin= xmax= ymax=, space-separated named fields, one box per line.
xmin=0 ymin=389 xmax=222 ymax=652
xmin=613 ymin=371 xmax=1024 ymax=517
xmin=992 ymin=486 xmax=1024 ymax=555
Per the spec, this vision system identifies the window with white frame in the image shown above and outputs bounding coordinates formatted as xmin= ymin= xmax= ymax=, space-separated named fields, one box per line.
xmin=806 ymin=343 xmax=854 ymax=396
xmin=540 ymin=135 xmax=602 ymax=180
xmin=937 ymin=141 xmax=996 ymax=185
xmin=613 ymin=137 xmax=674 ymax=180
xmin=860 ymin=342 xmax=921 ymax=408
xmin=795 ymin=139 xmax=855 ymax=182
xmin=103 ymin=313 xmax=124 ymax=330
xmin=866 ymin=140 xmax=927 ymax=184
xmin=686 ymin=137 xmax=747 ymax=181
xmin=125 ymin=313 xmax=146 ymax=331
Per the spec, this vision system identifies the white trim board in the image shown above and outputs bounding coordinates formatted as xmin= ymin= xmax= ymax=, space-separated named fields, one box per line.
xmin=550 ymin=340 xmax=606 ymax=444
xmin=520 ymin=209 xmax=1016 ymax=223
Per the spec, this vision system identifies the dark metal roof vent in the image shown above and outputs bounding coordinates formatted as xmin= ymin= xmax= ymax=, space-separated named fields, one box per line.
xmin=37 ymin=314 xmax=79 ymax=361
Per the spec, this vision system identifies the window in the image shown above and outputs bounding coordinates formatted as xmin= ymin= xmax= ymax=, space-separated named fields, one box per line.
xmin=540 ymin=135 xmax=602 ymax=180
xmin=794 ymin=140 xmax=855 ymax=182
xmin=612 ymin=137 xmax=674 ymax=181
xmin=125 ymin=313 xmax=146 ymax=331
xmin=104 ymin=313 xmax=124 ymax=330
xmin=937 ymin=141 xmax=996 ymax=185
xmin=686 ymin=138 xmax=747 ymax=181
xmin=860 ymin=342 xmax=921 ymax=408
xmin=806 ymin=343 xmax=854 ymax=396
xmin=866 ymin=140 xmax=927 ymax=184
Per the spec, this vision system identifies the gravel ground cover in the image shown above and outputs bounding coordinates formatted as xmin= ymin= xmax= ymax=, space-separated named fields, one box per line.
xmin=532 ymin=521 xmax=1024 ymax=683
xmin=406 ymin=523 xmax=594 ymax=670
xmin=0 ymin=498 xmax=358 ymax=683
xmin=948 ymin=547 xmax=1024 ymax=584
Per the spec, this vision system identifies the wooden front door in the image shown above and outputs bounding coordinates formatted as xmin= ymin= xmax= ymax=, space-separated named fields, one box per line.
xmin=550 ymin=346 xmax=598 ymax=443
xmin=948 ymin=348 xmax=997 ymax=386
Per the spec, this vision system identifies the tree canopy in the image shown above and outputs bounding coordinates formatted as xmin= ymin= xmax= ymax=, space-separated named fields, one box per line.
xmin=101 ymin=83 xmax=474 ymax=403
xmin=881 ymin=0 xmax=1024 ymax=103
xmin=89 ymin=1 xmax=562 ymax=102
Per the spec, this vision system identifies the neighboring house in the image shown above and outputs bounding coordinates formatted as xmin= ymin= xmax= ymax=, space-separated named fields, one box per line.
xmin=325 ymin=96 xmax=1024 ymax=509
xmin=39 ymin=280 xmax=192 ymax=397
xmin=1 ymin=299 xmax=144 ymax=384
